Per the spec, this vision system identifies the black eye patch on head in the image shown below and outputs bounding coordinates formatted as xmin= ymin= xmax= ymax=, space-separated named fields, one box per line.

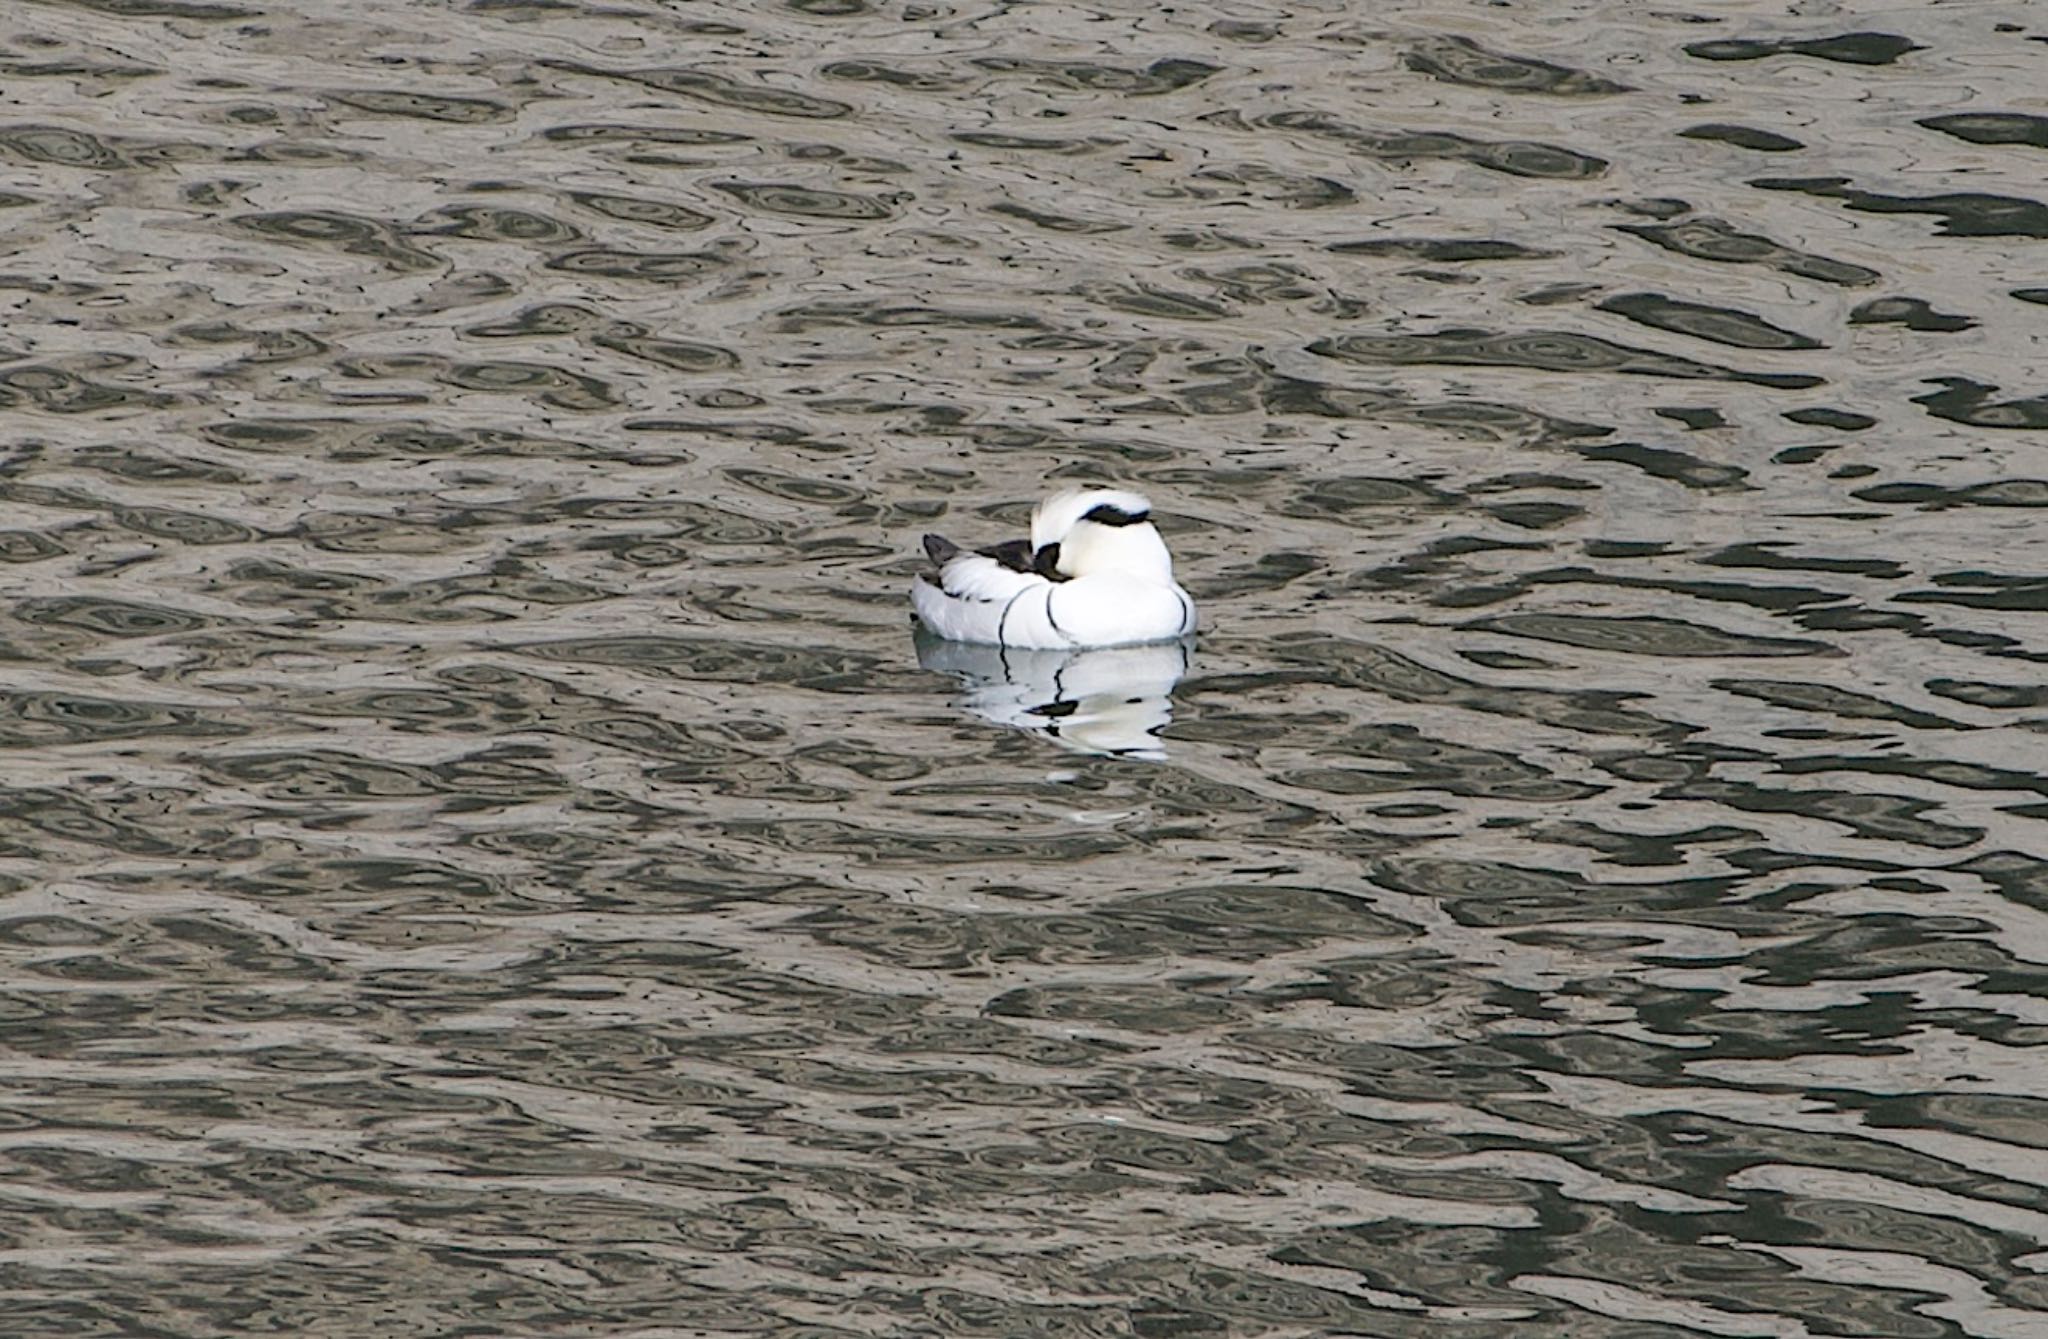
xmin=1081 ymin=503 xmax=1148 ymax=527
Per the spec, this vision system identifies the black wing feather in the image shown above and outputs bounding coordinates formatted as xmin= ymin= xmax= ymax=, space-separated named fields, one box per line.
xmin=977 ymin=538 xmax=1034 ymax=572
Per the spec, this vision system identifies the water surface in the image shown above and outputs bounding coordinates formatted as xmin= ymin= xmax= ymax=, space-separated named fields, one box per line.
xmin=3 ymin=1 xmax=2048 ymax=1335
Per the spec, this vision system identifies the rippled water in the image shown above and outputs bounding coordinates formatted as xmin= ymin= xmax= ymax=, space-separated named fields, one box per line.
xmin=4 ymin=1 xmax=2048 ymax=1335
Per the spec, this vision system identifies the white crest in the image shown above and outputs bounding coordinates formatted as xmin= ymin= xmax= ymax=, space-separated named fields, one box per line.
xmin=1030 ymin=488 xmax=1153 ymax=550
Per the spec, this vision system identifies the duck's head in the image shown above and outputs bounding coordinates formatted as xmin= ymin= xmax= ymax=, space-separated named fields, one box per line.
xmin=1030 ymin=488 xmax=1174 ymax=581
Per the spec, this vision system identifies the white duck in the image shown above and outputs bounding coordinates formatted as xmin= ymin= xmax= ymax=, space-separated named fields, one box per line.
xmin=911 ymin=488 xmax=1197 ymax=649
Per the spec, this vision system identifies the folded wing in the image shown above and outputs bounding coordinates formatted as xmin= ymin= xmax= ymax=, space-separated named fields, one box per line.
xmin=921 ymin=534 xmax=1049 ymax=604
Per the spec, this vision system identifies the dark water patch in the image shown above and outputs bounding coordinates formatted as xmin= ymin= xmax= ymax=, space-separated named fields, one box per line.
xmin=1584 ymin=541 xmax=1671 ymax=560
xmin=625 ymin=417 xmax=845 ymax=454
xmin=1257 ymin=110 xmax=1607 ymax=179
xmin=1618 ymin=767 xmax=1986 ymax=849
xmin=515 ymin=635 xmax=887 ymax=691
xmin=1580 ymin=441 xmax=1750 ymax=489
xmin=1911 ymin=378 xmax=2048 ymax=429
xmin=1403 ymin=35 xmax=1629 ymax=95
xmin=986 ymin=200 xmax=1127 ymax=233
xmin=0 ymin=123 xmax=130 ymax=169
xmin=949 ymin=130 xmax=1113 ymax=154
xmin=1466 ymin=613 xmax=1838 ymax=657
xmin=1182 ymin=262 xmax=1323 ymax=304
xmin=293 ymin=511 xmax=485 ymax=555
xmin=1506 ymin=566 xmax=1846 ymax=613
xmin=1925 ymin=679 xmax=2048 ymax=709
xmin=1918 ymin=112 xmax=2048 ymax=149
xmin=1288 ymin=724 xmax=1602 ymax=801
xmin=0 ymin=531 xmax=66 ymax=563
xmin=720 ymin=817 xmax=1125 ymax=866
xmin=1186 ymin=163 xmax=1356 ymax=209
xmin=542 ymin=249 xmax=728 ymax=282
xmin=1777 ymin=753 xmax=2048 ymax=800
xmin=1952 ymin=851 xmax=2048 ymax=914
xmin=1459 ymin=648 xmax=1557 ymax=670
xmin=786 ymin=0 xmax=870 ymax=16
xmin=540 ymin=62 xmax=855 ymax=119
xmin=1187 ymin=551 xmax=1319 ymax=599
xmin=12 ymin=596 xmax=212 ymax=638
xmin=1 ymin=53 xmax=158 ymax=82
xmin=328 ymin=356 xmax=619 ymax=411
xmin=0 ymin=481 xmax=107 ymax=512
xmin=1534 ymin=819 xmax=1760 ymax=866
xmin=1701 ymin=543 xmax=1902 ymax=578
xmin=1327 ymin=237 xmax=1560 ymax=260
xmin=1596 ymin=293 xmax=1821 ymax=350
xmin=1367 ymin=856 xmax=1745 ymax=931
xmin=204 ymin=748 xmax=565 ymax=804
xmin=1714 ymin=680 xmax=1966 ymax=730
xmin=344 ymin=572 xmax=609 ymax=624
xmin=1790 ymin=603 xmax=2038 ymax=663
xmin=560 ymin=502 xmax=780 ymax=549
xmin=1311 ymin=328 xmax=1820 ymax=387
xmin=0 ymin=692 xmax=247 ymax=746
xmin=1783 ymin=407 xmax=1875 ymax=430
xmin=1685 ymin=32 xmax=1924 ymax=65
xmin=228 ymin=211 xmax=441 ymax=272
xmin=41 ymin=0 xmax=256 ymax=14
xmin=796 ymin=886 xmax=1403 ymax=967
xmin=593 ymin=330 xmax=738 ymax=373
xmin=1075 ymin=281 xmax=1233 ymax=321
xmin=0 ymin=364 xmax=170 ymax=413
xmin=708 ymin=181 xmax=904 ymax=220
xmin=1854 ymin=479 xmax=2048 ymax=508
xmin=970 ymin=57 xmax=1220 ymax=95
xmin=1848 ymin=296 xmax=1975 ymax=331
xmin=223 ymin=139 xmax=367 ymax=166
xmin=1897 ymin=571 xmax=2048 ymax=611
xmin=266 ymin=686 xmax=502 ymax=731
xmin=539 ymin=123 xmax=753 ymax=146
xmin=107 ymin=505 xmax=260 ymax=546
xmin=1616 ymin=217 xmax=1879 ymax=286
xmin=460 ymin=302 xmax=605 ymax=338
xmin=1246 ymin=636 xmax=1681 ymax=736
xmin=1656 ymin=406 xmax=1727 ymax=429
xmin=774 ymin=299 xmax=1049 ymax=331
xmin=412 ymin=204 xmax=582 ymax=244
xmin=1479 ymin=500 xmax=1581 ymax=530
xmin=721 ymin=467 xmax=863 ymax=508
xmin=0 ymin=787 xmax=185 ymax=856
xmin=198 ymin=417 xmax=650 ymax=463
xmin=820 ymin=60 xmax=971 ymax=92
xmin=216 ymin=559 xmax=386 ymax=615
xmin=1679 ymin=124 xmax=1805 ymax=152
xmin=1254 ymin=378 xmax=1613 ymax=444
xmin=1755 ymin=176 xmax=2048 ymax=238
xmin=564 ymin=191 xmax=714 ymax=231
xmin=324 ymin=90 xmax=512 ymax=123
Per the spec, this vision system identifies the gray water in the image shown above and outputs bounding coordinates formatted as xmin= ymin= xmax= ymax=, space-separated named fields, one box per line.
xmin=4 ymin=1 xmax=2048 ymax=1335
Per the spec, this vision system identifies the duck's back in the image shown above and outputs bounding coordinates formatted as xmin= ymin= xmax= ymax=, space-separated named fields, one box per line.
xmin=914 ymin=568 xmax=1193 ymax=649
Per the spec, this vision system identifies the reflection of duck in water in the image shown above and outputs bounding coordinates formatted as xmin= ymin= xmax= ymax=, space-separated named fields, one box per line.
xmin=911 ymin=488 xmax=1197 ymax=649
xmin=915 ymin=635 xmax=1194 ymax=761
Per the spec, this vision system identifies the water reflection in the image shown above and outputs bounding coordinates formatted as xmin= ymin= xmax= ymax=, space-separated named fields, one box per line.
xmin=915 ymin=633 xmax=1193 ymax=760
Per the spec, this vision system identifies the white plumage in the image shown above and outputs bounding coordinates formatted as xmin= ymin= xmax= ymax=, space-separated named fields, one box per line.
xmin=910 ymin=488 xmax=1197 ymax=649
